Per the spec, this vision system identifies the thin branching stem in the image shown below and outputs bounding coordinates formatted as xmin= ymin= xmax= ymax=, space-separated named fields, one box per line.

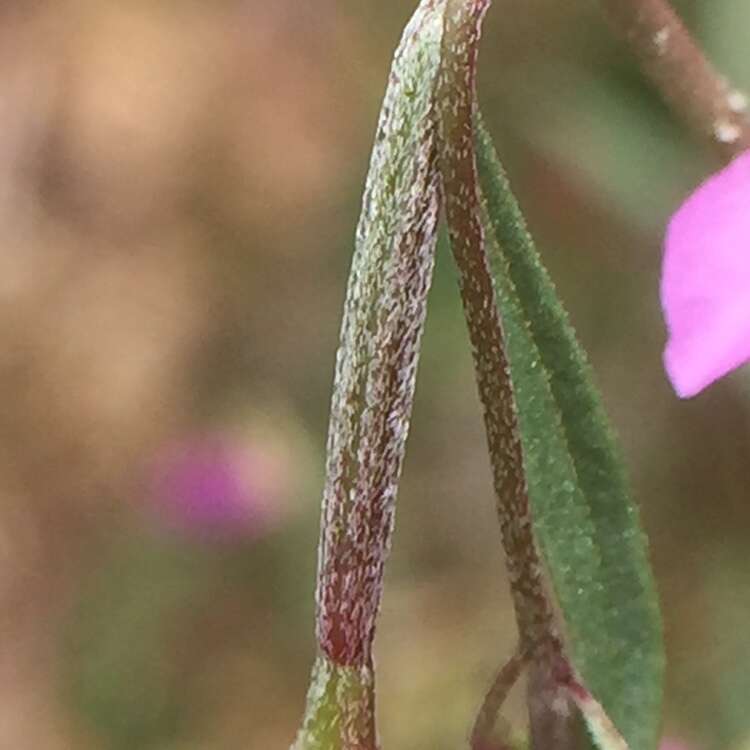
xmin=599 ymin=0 xmax=750 ymax=159
xmin=470 ymin=650 xmax=526 ymax=750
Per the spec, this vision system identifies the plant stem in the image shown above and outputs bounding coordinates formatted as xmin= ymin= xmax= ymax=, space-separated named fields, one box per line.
xmin=599 ymin=0 xmax=750 ymax=159
xmin=439 ymin=7 xmax=576 ymax=749
xmin=470 ymin=651 xmax=525 ymax=750
xmin=439 ymin=0 xmax=560 ymax=659
xmin=315 ymin=4 xmax=443 ymax=670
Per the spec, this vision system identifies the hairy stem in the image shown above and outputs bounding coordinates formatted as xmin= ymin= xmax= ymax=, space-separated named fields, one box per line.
xmin=599 ymin=0 xmax=750 ymax=158
xmin=438 ymin=0 xmax=560 ymax=659
xmin=438 ymin=5 xmax=575 ymax=748
xmin=315 ymin=5 xmax=444 ymax=669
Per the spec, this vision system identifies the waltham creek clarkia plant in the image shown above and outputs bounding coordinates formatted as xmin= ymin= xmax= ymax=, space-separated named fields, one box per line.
xmin=662 ymin=149 xmax=750 ymax=398
xmin=291 ymin=0 xmax=750 ymax=748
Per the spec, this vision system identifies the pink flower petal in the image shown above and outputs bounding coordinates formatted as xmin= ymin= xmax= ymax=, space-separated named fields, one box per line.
xmin=661 ymin=149 xmax=750 ymax=398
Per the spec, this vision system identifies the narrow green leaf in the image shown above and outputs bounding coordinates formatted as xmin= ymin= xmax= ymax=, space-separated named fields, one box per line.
xmin=293 ymin=2 xmax=445 ymax=747
xmin=475 ymin=117 xmax=664 ymax=750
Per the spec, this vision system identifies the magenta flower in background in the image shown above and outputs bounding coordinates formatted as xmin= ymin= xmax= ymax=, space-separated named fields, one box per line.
xmin=148 ymin=433 xmax=287 ymax=541
xmin=661 ymin=149 xmax=750 ymax=398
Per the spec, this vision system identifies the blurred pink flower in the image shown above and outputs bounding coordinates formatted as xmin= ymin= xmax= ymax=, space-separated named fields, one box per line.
xmin=659 ymin=739 xmax=693 ymax=750
xmin=661 ymin=149 xmax=750 ymax=398
xmin=148 ymin=433 xmax=286 ymax=541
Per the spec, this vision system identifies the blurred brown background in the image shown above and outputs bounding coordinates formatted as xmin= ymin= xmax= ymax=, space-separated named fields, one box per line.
xmin=1 ymin=1 xmax=749 ymax=749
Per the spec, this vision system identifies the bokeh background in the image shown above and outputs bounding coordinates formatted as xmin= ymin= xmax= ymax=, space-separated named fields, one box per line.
xmin=1 ymin=1 xmax=749 ymax=749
